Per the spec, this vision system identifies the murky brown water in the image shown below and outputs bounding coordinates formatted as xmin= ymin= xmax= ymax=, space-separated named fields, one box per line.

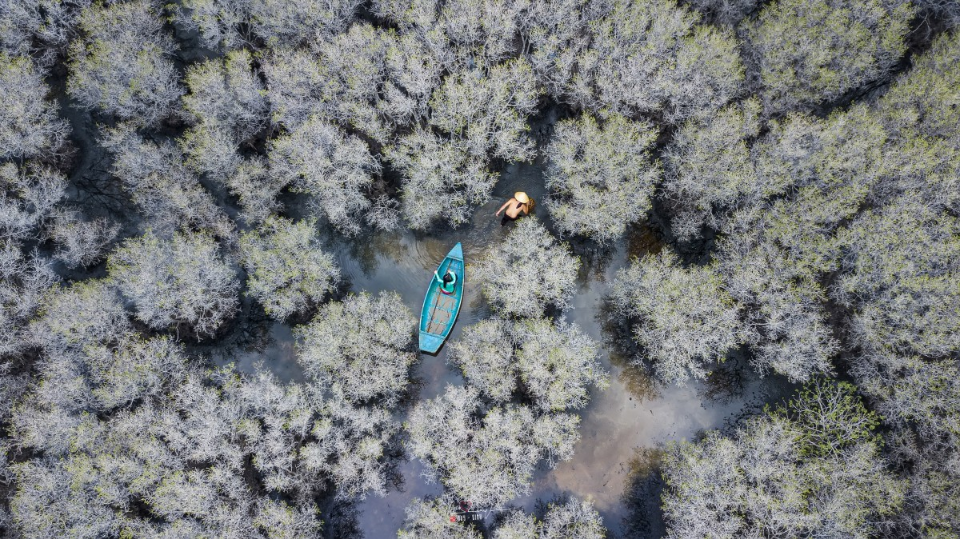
xmin=229 ymin=158 xmax=792 ymax=538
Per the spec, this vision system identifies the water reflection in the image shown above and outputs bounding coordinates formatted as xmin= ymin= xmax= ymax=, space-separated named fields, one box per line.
xmin=204 ymin=318 xmax=304 ymax=384
xmin=230 ymin=191 xmax=790 ymax=537
xmin=617 ymin=365 xmax=662 ymax=404
xmin=622 ymin=447 xmax=667 ymax=539
xmin=349 ymin=459 xmax=444 ymax=538
xmin=319 ymin=498 xmax=365 ymax=539
xmin=700 ymin=353 xmax=750 ymax=404
xmin=571 ymin=242 xmax=618 ymax=287
xmin=627 ymin=222 xmax=665 ymax=259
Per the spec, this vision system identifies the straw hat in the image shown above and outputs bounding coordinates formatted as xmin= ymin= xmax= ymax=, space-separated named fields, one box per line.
xmin=514 ymin=192 xmax=530 ymax=204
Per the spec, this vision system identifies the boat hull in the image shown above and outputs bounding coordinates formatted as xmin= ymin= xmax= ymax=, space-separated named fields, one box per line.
xmin=419 ymin=243 xmax=464 ymax=353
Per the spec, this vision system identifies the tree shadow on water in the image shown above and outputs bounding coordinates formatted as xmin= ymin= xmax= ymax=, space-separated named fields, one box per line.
xmin=318 ymin=225 xmax=412 ymax=279
xmin=697 ymin=350 xmax=752 ymax=405
xmin=316 ymin=431 xmax=409 ymax=539
xmin=620 ymin=447 xmax=667 ymax=539
xmin=568 ymin=239 xmax=617 ymax=287
xmin=595 ymin=296 xmax=662 ymax=403
xmin=626 ymin=221 xmax=664 ymax=260
xmin=616 ymin=361 xmax=662 ymax=404
xmin=320 ymin=498 xmax=364 ymax=539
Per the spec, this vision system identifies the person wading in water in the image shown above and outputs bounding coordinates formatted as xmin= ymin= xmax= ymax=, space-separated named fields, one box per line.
xmin=495 ymin=192 xmax=535 ymax=225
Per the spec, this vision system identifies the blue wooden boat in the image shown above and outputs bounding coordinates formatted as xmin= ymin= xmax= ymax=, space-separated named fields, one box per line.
xmin=419 ymin=243 xmax=464 ymax=353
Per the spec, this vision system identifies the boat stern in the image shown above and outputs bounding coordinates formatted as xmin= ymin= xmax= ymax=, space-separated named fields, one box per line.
xmin=419 ymin=332 xmax=444 ymax=354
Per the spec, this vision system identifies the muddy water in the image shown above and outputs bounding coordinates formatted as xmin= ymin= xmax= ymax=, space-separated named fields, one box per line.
xmin=241 ymin=161 xmax=791 ymax=538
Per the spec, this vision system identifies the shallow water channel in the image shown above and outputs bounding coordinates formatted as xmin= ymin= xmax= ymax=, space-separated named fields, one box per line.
xmin=216 ymin=160 xmax=792 ymax=538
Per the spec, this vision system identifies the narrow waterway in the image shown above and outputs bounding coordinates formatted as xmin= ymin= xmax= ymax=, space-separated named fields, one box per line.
xmin=213 ymin=158 xmax=793 ymax=538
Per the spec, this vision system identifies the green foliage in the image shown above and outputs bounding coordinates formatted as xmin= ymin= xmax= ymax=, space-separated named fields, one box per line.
xmin=295 ymin=291 xmax=417 ymax=405
xmin=405 ymin=385 xmax=579 ymax=508
xmin=0 ymin=53 xmax=68 ymax=160
xmin=269 ymin=116 xmax=381 ymax=235
xmin=449 ymin=317 xmax=608 ymax=411
xmin=662 ymin=98 xmax=761 ymax=240
xmin=67 ymin=0 xmax=182 ymax=125
xmin=747 ymin=0 xmax=913 ymax=114
xmin=773 ymin=378 xmax=882 ymax=457
xmin=239 ymin=216 xmax=339 ymax=320
xmin=544 ymin=112 xmax=661 ymax=242
xmin=662 ymin=379 xmax=906 ymax=538
xmin=107 ymin=230 xmax=239 ymax=337
xmin=612 ymin=248 xmax=744 ymax=384
xmin=472 ymin=218 xmax=580 ymax=318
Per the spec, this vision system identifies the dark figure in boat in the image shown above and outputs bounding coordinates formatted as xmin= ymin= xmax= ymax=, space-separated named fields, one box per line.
xmin=435 ymin=268 xmax=458 ymax=294
xmin=496 ymin=191 xmax=535 ymax=225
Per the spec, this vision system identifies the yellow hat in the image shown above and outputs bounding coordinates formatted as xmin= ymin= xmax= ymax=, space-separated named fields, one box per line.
xmin=515 ymin=192 xmax=530 ymax=204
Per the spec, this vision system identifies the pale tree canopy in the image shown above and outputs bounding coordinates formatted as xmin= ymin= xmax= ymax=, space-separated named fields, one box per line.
xmin=472 ymin=219 xmax=580 ymax=318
